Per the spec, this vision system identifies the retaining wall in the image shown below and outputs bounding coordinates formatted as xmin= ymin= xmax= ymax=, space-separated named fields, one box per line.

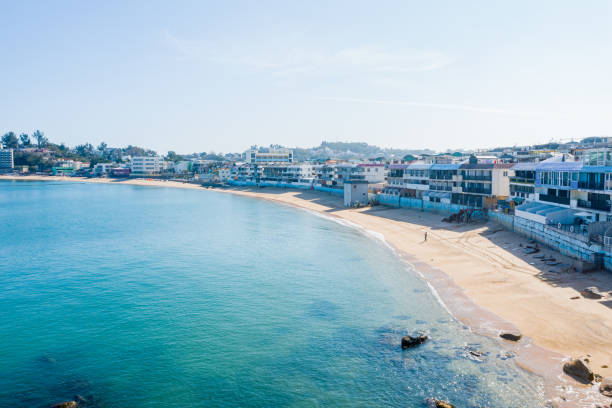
xmin=377 ymin=194 xmax=468 ymax=215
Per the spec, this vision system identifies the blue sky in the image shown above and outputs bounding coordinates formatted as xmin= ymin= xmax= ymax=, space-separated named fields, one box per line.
xmin=1 ymin=1 xmax=611 ymax=154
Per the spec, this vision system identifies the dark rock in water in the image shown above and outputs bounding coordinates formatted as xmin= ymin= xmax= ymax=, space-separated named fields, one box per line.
xmin=51 ymin=401 xmax=77 ymax=408
xmin=600 ymin=377 xmax=612 ymax=397
xmin=497 ymin=350 xmax=516 ymax=360
xmin=37 ymin=354 xmax=57 ymax=365
xmin=455 ymin=345 xmax=488 ymax=362
xmin=425 ymin=397 xmax=456 ymax=408
xmin=401 ymin=334 xmax=428 ymax=349
xmin=563 ymin=357 xmax=594 ymax=383
xmin=500 ymin=331 xmax=522 ymax=341
xmin=581 ymin=286 xmax=604 ymax=299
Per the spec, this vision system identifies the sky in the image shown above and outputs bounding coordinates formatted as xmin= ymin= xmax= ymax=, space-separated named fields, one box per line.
xmin=1 ymin=0 xmax=611 ymax=154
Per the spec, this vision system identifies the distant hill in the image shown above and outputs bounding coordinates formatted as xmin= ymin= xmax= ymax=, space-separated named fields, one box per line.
xmin=292 ymin=141 xmax=434 ymax=161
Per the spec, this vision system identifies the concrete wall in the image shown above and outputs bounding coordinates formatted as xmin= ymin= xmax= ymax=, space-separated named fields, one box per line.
xmin=489 ymin=211 xmax=610 ymax=270
xmin=377 ymin=193 xmax=469 ymax=215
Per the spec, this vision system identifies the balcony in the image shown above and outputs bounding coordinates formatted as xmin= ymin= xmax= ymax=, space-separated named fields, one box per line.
xmin=462 ymin=175 xmax=492 ymax=181
xmin=578 ymin=181 xmax=604 ymax=191
xmin=452 ymin=174 xmax=463 ymax=182
xmin=462 ymin=188 xmax=492 ymax=195
xmin=429 ymin=185 xmax=452 ymax=191
xmin=509 ymin=177 xmax=535 ymax=184
xmin=577 ymin=199 xmax=611 ymax=212
xmin=452 ymin=186 xmax=462 ymax=193
xmin=538 ymin=194 xmax=570 ymax=205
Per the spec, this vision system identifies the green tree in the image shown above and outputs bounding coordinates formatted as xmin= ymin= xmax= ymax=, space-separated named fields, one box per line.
xmin=75 ymin=143 xmax=94 ymax=157
xmin=2 ymin=132 xmax=19 ymax=148
xmin=19 ymin=133 xmax=31 ymax=147
xmin=166 ymin=151 xmax=184 ymax=162
xmin=98 ymin=142 xmax=107 ymax=152
xmin=32 ymin=130 xmax=48 ymax=148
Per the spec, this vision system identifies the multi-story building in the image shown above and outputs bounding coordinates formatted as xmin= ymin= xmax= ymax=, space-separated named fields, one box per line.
xmin=403 ymin=163 xmax=431 ymax=198
xmin=357 ymin=163 xmax=386 ymax=184
xmin=0 ymin=148 xmax=14 ymax=172
xmin=451 ymin=156 xmax=512 ymax=208
xmin=93 ymin=163 xmax=115 ymax=176
xmin=509 ymin=163 xmax=536 ymax=201
xmin=314 ymin=163 xmax=338 ymax=186
xmin=218 ymin=167 xmax=231 ymax=182
xmin=244 ymin=146 xmax=293 ymax=164
xmin=425 ymin=163 xmax=460 ymax=203
xmin=130 ymin=156 xmax=162 ymax=175
xmin=334 ymin=163 xmax=359 ymax=187
xmin=383 ymin=164 xmax=409 ymax=195
xmin=529 ymin=156 xmax=612 ymax=222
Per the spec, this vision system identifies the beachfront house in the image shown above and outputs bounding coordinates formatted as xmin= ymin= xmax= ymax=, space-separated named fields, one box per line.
xmin=515 ymin=155 xmax=612 ymax=229
xmin=357 ymin=163 xmax=386 ymax=184
xmin=403 ymin=162 xmax=431 ymax=198
xmin=314 ymin=163 xmax=337 ymax=186
xmin=383 ymin=163 xmax=409 ymax=196
xmin=0 ymin=148 xmax=14 ymax=173
xmin=334 ymin=163 xmax=360 ymax=187
xmin=451 ymin=156 xmax=512 ymax=208
xmin=425 ymin=163 xmax=460 ymax=203
xmin=93 ymin=163 xmax=115 ymax=176
xmin=509 ymin=162 xmax=536 ymax=202
xmin=130 ymin=156 xmax=162 ymax=176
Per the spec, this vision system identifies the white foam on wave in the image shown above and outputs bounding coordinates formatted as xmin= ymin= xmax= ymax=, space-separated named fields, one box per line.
xmin=301 ymin=207 xmax=459 ymax=320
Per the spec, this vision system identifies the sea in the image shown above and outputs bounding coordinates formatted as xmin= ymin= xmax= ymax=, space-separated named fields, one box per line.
xmin=0 ymin=180 xmax=545 ymax=407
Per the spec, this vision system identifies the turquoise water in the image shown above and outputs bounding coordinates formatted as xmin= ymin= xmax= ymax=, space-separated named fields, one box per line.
xmin=0 ymin=181 xmax=544 ymax=407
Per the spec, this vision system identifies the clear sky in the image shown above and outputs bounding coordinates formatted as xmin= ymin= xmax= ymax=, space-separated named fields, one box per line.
xmin=1 ymin=1 xmax=611 ymax=154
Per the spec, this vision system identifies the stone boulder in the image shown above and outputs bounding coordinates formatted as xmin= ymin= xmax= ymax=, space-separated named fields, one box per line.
xmin=581 ymin=287 xmax=604 ymax=299
xmin=500 ymin=331 xmax=522 ymax=341
xmin=51 ymin=402 xmax=77 ymax=408
xmin=425 ymin=398 xmax=455 ymax=408
xmin=563 ymin=357 xmax=594 ymax=383
xmin=401 ymin=334 xmax=428 ymax=349
xmin=600 ymin=377 xmax=612 ymax=397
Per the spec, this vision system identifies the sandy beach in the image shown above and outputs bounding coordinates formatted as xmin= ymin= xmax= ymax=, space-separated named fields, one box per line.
xmin=3 ymin=175 xmax=612 ymax=406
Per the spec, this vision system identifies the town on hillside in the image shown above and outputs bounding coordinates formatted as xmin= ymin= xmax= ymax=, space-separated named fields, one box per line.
xmin=3 ymin=132 xmax=612 ymax=270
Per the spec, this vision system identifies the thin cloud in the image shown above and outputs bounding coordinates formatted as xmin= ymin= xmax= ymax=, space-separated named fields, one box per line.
xmin=163 ymin=30 xmax=454 ymax=75
xmin=319 ymin=96 xmax=540 ymax=116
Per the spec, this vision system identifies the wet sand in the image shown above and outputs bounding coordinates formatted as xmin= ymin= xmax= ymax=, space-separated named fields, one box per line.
xmin=3 ymin=176 xmax=612 ymax=406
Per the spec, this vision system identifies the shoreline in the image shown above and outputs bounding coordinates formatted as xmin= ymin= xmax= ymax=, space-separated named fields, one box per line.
xmin=3 ymin=175 xmax=612 ymax=406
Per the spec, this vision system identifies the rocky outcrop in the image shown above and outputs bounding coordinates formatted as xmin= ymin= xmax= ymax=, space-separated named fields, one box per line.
xmin=563 ymin=357 xmax=594 ymax=383
xmin=401 ymin=334 xmax=428 ymax=349
xmin=425 ymin=398 xmax=455 ymax=408
xmin=51 ymin=402 xmax=77 ymax=408
xmin=499 ymin=331 xmax=522 ymax=341
xmin=581 ymin=287 xmax=604 ymax=299
xmin=600 ymin=377 xmax=612 ymax=397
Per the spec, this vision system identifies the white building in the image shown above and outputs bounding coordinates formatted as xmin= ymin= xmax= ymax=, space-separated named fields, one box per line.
xmin=0 ymin=148 xmax=14 ymax=172
xmin=173 ymin=161 xmax=192 ymax=174
xmin=244 ymin=146 xmax=293 ymax=164
xmin=357 ymin=163 xmax=386 ymax=183
xmin=218 ymin=167 xmax=231 ymax=182
xmin=344 ymin=180 xmax=369 ymax=207
xmin=131 ymin=156 xmax=162 ymax=175
xmin=93 ymin=163 xmax=115 ymax=176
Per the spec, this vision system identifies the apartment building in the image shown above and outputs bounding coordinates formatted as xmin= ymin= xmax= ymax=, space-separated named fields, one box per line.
xmin=131 ymin=156 xmax=162 ymax=175
xmin=244 ymin=146 xmax=293 ymax=164
xmin=0 ymin=148 xmax=14 ymax=172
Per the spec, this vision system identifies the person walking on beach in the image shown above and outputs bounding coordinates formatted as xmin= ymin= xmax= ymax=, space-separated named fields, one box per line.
xmin=424 ymin=231 xmax=428 ymax=242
